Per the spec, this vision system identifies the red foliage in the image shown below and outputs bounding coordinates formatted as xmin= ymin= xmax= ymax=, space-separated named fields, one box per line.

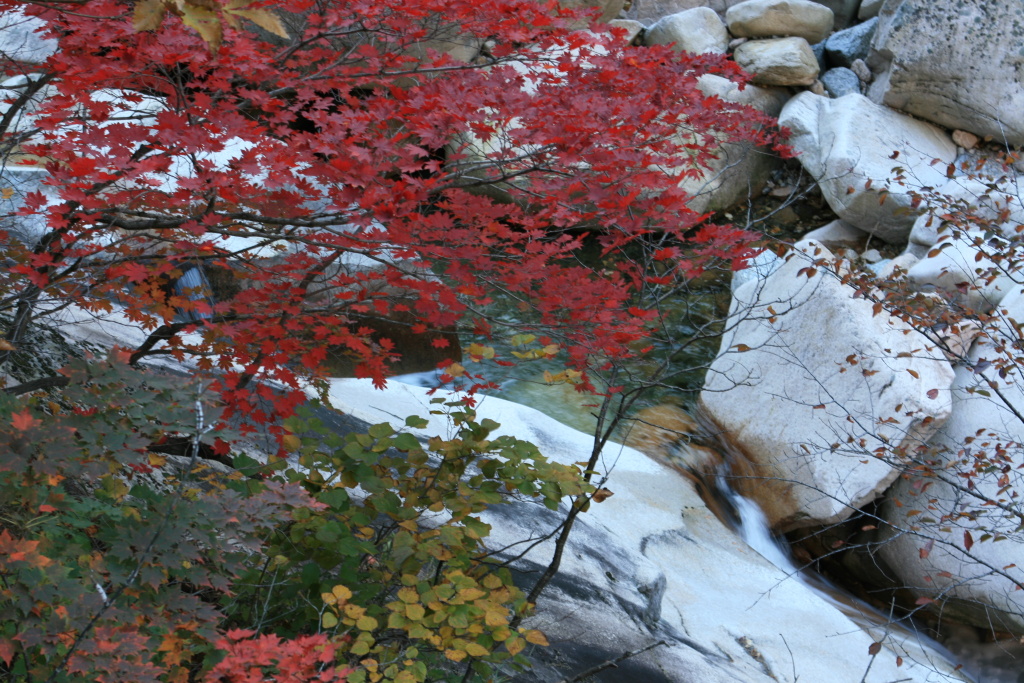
xmin=0 ymin=0 xmax=781 ymax=424
xmin=205 ymin=630 xmax=346 ymax=682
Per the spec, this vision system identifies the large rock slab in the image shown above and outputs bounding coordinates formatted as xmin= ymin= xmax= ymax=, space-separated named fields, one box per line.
xmin=725 ymin=0 xmax=834 ymax=44
xmin=674 ymin=74 xmax=789 ymax=213
xmin=779 ymin=92 xmax=957 ymax=243
xmin=644 ymin=7 xmax=728 ymax=54
xmin=326 ymin=378 xmax=967 ymax=682
xmin=733 ymin=36 xmax=819 ymax=86
xmin=867 ymin=0 xmax=1024 ymax=147
xmin=877 ymin=286 xmax=1024 ymax=635
xmin=701 ymin=241 xmax=955 ymax=531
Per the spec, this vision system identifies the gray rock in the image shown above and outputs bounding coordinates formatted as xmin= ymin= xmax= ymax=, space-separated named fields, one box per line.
xmin=702 ymin=240 xmax=955 ymax=531
xmin=725 ymin=0 xmax=834 ymax=44
xmin=324 ymin=377 xmax=966 ymax=681
xmin=644 ymin=7 xmax=729 ymax=53
xmin=812 ymin=0 xmax=859 ymax=28
xmin=624 ymin=0 xmax=748 ymax=24
xmin=0 ymin=165 xmax=55 ymax=245
xmin=868 ymin=0 xmax=1024 ymax=146
xmin=878 ymin=285 xmax=1024 ymax=635
xmin=779 ymin=92 xmax=957 ymax=243
xmin=824 ymin=16 xmax=877 ymax=68
xmin=906 ymin=232 xmax=1021 ymax=312
xmin=802 ymin=218 xmax=868 ymax=249
xmin=733 ymin=36 xmax=819 ymax=86
xmin=0 ymin=10 xmax=57 ymax=65
xmin=608 ymin=19 xmax=644 ymax=43
xmin=809 ymin=39 xmax=828 ymax=71
xmin=849 ymin=58 xmax=871 ymax=83
xmin=673 ymin=74 xmax=789 ymax=214
xmin=858 ymin=0 xmax=883 ymax=19
xmin=821 ymin=66 xmax=860 ymax=97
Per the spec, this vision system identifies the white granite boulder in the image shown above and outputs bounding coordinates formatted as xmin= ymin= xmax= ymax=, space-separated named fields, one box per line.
xmin=733 ymin=37 xmax=819 ymax=86
xmin=644 ymin=7 xmax=729 ymax=54
xmin=725 ymin=0 xmax=834 ymax=44
xmin=907 ymin=176 xmax=1024 ymax=253
xmin=906 ymin=231 xmax=1022 ymax=312
xmin=327 ymin=378 xmax=966 ymax=682
xmin=701 ymin=240 xmax=956 ymax=531
xmin=877 ymin=286 xmax=1024 ymax=635
xmin=779 ymin=92 xmax=957 ymax=244
xmin=0 ymin=9 xmax=56 ymax=65
xmin=673 ymin=74 xmax=789 ymax=214
xmin=868 ymin=0 xmax=1024 ymax=147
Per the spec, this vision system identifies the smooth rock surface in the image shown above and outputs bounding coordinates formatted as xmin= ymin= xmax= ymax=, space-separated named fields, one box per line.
xmin=725 ymin=0 xmax=834 ymax=44
xmin=673 ymin=74 xmax=788 ymax=214
xmin=559 ymin=0 xmax=628 ymax=23
xmin=624 ymin=0 xmax=747 ymax=23
xmin=802 ymin=218 xmax=868 ymax=249
xmin=0 ymin=9 xmax=56 ymax=65
xmin=326 ymin=378 xmax=968 ymax=682
xmin=702 ymin=240 xmax=955 ymax=531
xmin=858 ymin=0 xmax=883 ymax=19
xmin=821 ymin=66 xmax=860 ymax=97
xmin=868 ymin=0 xmax=1024 ymax=146
xmin=733 ymin=36 xmax=819 ymax=86
xmin=878 ymin=286 xmax=1024 ymax=635
xmin=906 ymin=232 xmax=1020 ymax=312
xmin=907 ymin=176 xmax=1024 ymax=252
xmin=824 ymin=16 xmax=877 ymax=68
xmin=779 ymin=92 xmax=957 ymax=243
xmin=644 ymin=7 xmax=728 ymax=53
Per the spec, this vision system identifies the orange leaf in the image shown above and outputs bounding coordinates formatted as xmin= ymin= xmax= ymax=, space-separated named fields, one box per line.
xmin=10 ymin=409 xmax=40 ymax=432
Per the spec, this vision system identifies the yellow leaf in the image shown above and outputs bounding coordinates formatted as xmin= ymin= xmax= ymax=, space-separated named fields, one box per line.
xmin=281 ymin=434 xmax=301 ymax=452
xmin=332 ymin=584 xmax=353 ymax=602
xmin=0 ymin=187 xmax=13 ymax=200
xmin=444 ymin=649 xmax=467 ymax=662
xmin=180 ymin=4 xmax=222 ymax=51
xmin=445 ymin=362 xmax=465 ymax=378
xmin=322 ymin=611 xmax=338 ymax=629
xmin=466 ymin=343 xmax=495 ymax=360
xmin=133 ymin=0 xmax=167 ymax=31
xmin=344 ymin=603 xmax=365 ymax=620
xmin=523 ymin=629 xmax=549 ymax=646
xmin=228 ymin=8 xmax=289 ymax=39
xmin=397 ymin=587 xmax=418 ymax=604
xmin=464 ymin=642 xmax=489 ymax=657
xmin=484 ymin=608 xmax=508 ymax=627
xmin=405 ymin=603 xmax=425 ymax=620
xmin=356 ymin=615 xmax=378 ymax=631
xmin=506 ymin=636 xmax=525 ymax=657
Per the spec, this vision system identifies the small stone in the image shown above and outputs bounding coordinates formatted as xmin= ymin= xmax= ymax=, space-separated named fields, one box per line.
xmin=802 ymin=218 xmax=868 ymax=249
xmin=729 ymin=36 xmax=748 ymax=48
xmin=821 ymin=67 xmax=860 ymax=97
xmin=850 ymin=58 xmax=871 ymax=83
xmin=861 ymin=248 xmax=882 ymax=263
xmin=809 ymin=79 xmax=826 ymax=96
xmin=952 ymin=129 xmax=980 ymax=150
